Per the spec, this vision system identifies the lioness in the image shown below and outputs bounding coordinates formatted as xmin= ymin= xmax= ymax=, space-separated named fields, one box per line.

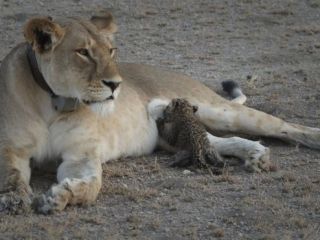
xmin=0 ymin=13 xmax=319 ymax=214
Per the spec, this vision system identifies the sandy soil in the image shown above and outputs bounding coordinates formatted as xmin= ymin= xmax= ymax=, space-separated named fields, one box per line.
xmin=0 ymin=0 xmax=320 ymax=239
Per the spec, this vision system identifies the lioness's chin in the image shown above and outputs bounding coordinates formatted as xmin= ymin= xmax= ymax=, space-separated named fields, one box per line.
xmin=88 ymin=101 xmax=115 ymax=117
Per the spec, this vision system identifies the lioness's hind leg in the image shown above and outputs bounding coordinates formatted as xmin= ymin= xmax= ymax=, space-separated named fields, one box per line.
xmin=197 ymin=102 xmax=320 ymax=150
xmin=0 ymin=147 xmax=32 ymax=214
xmin=33 ymin=157 xmax=102 ymax=214
xmin=206 ymin=133 xmax=271 ymax=173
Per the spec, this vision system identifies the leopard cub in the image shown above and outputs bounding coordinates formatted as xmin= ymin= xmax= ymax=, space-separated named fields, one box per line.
xmin=156 ymin=98 xmax=224 ymax=171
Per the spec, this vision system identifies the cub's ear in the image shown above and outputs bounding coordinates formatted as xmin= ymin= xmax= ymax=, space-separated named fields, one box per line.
xmin=24 ymin=17 xmax=64 ymax=53
xmin=192 ymin=106 xmax=198 ymax=113
xmin=171 ymin=99 xmax=180 ymax=108
xmin=91 ymin=12 xmax=117 ymax=36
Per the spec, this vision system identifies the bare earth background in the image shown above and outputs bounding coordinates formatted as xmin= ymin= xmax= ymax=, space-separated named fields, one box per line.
xmin=0 ymin=0 xmax=320 ymax=239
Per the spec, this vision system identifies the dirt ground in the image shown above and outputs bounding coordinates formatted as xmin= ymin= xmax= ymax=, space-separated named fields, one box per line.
xmin=0 ymin=0 xmax=320 ymax=239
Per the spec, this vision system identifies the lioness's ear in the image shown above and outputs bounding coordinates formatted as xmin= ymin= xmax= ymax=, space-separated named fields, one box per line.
xmin=24 ymin=17 xmax=64 ymax=53
xmin=192 ymin=106 xmax=198 ymax=113
xmin=91 ymin=12 xmax=117 ymax=35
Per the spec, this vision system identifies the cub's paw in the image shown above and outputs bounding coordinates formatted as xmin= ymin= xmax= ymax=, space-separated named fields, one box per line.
xmin=205 ymin=148 xmax=225 ymax=168
xmin=32 ymin=183 xmax=71 ymax=214
xmin=0 ymin=190 xmax=32 ymax=214
xmin=170 ymin=151 xmax=224 ymax=175
xmin=170 ymin=151 xmax=192 ymax=167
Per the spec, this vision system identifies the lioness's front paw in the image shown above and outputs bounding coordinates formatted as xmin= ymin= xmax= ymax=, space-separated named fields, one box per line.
xmin=32 ymin=192 xmax=65 ymax=215
xmin=245 ymin=146 xmax=271 ymax=173
xmin=32 ymin=194 xmax=56 ymax=214
xmin=0 ymin=191 xmax=32 ymax=214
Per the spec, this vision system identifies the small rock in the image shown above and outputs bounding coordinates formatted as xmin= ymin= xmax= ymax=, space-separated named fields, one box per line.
xmin=183 ymin=170 xmax=192 ymax=175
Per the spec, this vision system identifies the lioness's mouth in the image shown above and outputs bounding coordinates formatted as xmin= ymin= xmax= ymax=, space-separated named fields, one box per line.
xmin=83 ymin=95 xmax=114 ymax=105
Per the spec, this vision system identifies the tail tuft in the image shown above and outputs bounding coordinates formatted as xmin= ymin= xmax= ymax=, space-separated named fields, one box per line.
xmin=222 ymin=80 xmax=239 ymax=97
xmin=221 ymin=80 xmax=247 ymax=104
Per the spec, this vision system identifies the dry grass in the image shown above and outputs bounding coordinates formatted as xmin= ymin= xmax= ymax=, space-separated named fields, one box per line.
xmin=102 ymin=163 xmax=134 ymax=178
xmin=148 ymin=217 xmax=161 ymax=231
xmin=182 ymin=226 xmax=198 ymax=240
xmin=291 ymin=25 xmax=320 ymax=35
xmin=79 ymin=216 xmax=104 ymax=225
xmin=208 ymin=224 xmax=225 ymax=238
xmin=37 ymin=222 xmax=65 ymax=239
xmin=212 ymin=168 xmax=237 ymax=184
xmin=104 ymin=183 xmax=158 ymax=202
xmin=127 ymin=214 xmax=142 ymax=225
xmin=309 ymin=0 xmax=320 ymax=7
xmin=290 ymin=216 xmax=308 ymax=229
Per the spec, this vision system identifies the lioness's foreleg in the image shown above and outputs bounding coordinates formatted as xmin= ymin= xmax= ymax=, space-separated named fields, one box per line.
xmin=33 ymin=157 xmax=102 ymax=214
xmin=0 ymin=147 xmax=32 ymax=213
xmin=197 ymin=102 xmax=320 ymax=150
xmin=206 ymin=133 xmax=271 ymax=173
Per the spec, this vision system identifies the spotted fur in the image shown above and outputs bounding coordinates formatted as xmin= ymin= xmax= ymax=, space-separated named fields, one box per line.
xmin=157 ymin=98 xmax=224 ymax=171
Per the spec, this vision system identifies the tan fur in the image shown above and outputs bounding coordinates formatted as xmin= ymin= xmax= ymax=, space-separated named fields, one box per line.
xmin=90 ymin=12 xmax=118 ymax=34
xmin=24 ymin=17 xmax=65 ymax=53
xmin=0 ymin=13 xmax=319 ymax=214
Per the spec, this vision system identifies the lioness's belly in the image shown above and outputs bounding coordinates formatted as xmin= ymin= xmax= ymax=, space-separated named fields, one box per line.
xmin=33 ymin=109 xmax=158 ymax=164
xmin=99 ymin=108 xmax=158 ymax=162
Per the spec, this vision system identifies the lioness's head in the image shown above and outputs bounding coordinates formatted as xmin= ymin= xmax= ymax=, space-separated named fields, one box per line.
xmin=24 ymin=13 xmax=121 ymax=115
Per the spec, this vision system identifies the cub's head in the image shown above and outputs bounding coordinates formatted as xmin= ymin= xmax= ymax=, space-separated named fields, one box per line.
xmin=163 ymin=98 xmax=198 ymax=121
xmin=24 ymin=13 xmax=121 ymax=115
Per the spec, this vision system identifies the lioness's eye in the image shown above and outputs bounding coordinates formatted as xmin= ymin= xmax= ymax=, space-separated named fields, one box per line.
xmin=109 ymin=48 xmax=117 ymax=58
xmin=76 ymin=48 xmax=89 ymax=57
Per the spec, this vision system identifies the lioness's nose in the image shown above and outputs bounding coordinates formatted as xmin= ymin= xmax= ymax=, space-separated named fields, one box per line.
xmin=102 ymin=80 xmax=121 ymax=92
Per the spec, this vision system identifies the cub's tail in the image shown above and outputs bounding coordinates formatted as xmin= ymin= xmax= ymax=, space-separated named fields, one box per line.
xmin=221 ymin=80 xmax=247 ymax=105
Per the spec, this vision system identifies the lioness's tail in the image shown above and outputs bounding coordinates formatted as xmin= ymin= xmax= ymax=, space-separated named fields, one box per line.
xmin=222 ymin=80 xmax=247 ymax=105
